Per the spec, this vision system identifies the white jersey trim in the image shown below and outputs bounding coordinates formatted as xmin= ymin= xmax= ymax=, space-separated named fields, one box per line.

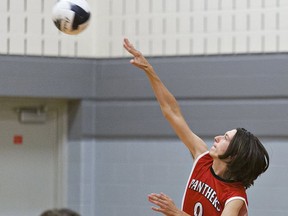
xmin=181 ymin=151 xmax=209 ymax=210
xmin=181 ymin=151 xmax=248 ymax=216
xmin=225 ymin=196 xmax=248 ymax=216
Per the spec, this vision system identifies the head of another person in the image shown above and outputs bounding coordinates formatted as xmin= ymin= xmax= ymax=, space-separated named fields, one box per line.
xmin=40 ymin=208 xmax=80 ymax=216
xmin=211 ymin=128 xmax=269 ymax=189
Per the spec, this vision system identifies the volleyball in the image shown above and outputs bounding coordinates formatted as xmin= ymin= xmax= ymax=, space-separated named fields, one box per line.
xmin=52 ymin=0 xmax=91 ymax=35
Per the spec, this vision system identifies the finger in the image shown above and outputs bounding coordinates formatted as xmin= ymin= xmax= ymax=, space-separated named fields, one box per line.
xmin=123 ymin=38 xmax=135 ymax=53
xmin=123 ymin=39 xmax=131 ymax=51
xmin=123 ymin=38 xmax=141 ymax=57
xmin=160 ymin=192 xmax=170 ymax=200
xmin=123 ymin=38 xmax=132 ymax=47
xmin=151 ymin=206 xmax=164 ymax=213
xmin=148 ymin=195 xmax=168 ymax=208
xmin=148 ymin=193 xmax=161 ymax=201
xmin=150 ymin=197 xmax=167 ymax=205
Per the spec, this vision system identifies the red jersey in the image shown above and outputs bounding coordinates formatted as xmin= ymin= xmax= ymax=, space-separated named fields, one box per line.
xmin=181 ymin=152 xmax=248 ymax=216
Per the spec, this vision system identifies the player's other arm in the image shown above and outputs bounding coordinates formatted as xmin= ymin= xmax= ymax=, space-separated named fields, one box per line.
xmin=221 ymin=200 xmax=246 ymax=216
xmin=123 ymin=38 xmax=208 ymax=159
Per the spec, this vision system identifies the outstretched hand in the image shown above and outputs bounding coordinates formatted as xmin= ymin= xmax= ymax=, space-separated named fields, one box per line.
xmin=148 ymin=193 xmax=183 ymax=216
xmin=123 ymin=38 xmax=152 ymax=71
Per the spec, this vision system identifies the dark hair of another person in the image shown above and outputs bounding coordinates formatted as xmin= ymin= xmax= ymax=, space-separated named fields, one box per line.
xmin=219 ymin=128 xmax=269 ymax=189
xmin=40 ymin=208 xmax=80 ymax=216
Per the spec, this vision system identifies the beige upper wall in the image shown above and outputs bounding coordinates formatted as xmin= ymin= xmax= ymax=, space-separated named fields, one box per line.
xmin=1 ymin=0 xmax=288 ymax=58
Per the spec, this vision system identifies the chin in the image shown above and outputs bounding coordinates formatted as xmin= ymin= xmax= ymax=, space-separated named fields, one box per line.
xmin=208 ymin=149 xmax=217 ymax=158
xmin=208 ymin=149 xmax=214 ymax=156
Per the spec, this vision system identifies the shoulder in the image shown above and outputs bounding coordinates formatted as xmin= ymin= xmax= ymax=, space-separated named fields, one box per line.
xmin=195 ymin=151 xmax=212 ymax=165
xmin=191 ymin=151 xmax=212 ymax=174
xmin=195 ymin=151 xmax=210 ymax=161
xmin=222 ymin=199 xmax=248 ymax=216
xmin=223 ymin=188 xmax=248 ymax=216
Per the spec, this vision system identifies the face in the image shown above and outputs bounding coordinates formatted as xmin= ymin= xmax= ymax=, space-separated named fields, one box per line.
xmin=209 ymin=129 xmax=237 ymax=159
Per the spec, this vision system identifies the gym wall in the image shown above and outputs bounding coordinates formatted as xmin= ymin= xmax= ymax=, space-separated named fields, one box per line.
xmin=1 ymin=54 xmax=288 ymax=215
xmin=1 ymin=0 xmax=288 ymax=57
xmin=1 ymin=0 xmax=288 ymax=215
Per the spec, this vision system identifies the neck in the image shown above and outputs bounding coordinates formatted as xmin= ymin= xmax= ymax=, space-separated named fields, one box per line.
xmin=212 ymin=159 xmax=228 ymax=179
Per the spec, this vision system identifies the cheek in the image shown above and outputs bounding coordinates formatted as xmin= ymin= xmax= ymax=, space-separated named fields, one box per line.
xmin=218 ymin=142 xmax=229 ymax=153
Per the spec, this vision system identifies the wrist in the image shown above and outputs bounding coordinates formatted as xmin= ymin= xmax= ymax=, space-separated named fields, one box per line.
xmin=175 ymin=210 xmax=183 ymax=216
xmin=144 ymin=64 xmax=153 ymax=72
xmin=177 ymin=210 xmax=188 ymax=216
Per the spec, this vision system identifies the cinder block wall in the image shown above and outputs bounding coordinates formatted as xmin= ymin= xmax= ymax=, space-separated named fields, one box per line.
xmin=1 ymin=54 xmax=287 ymax=215
xmin=1 ymin=0 xmax=288 ymax=57
xmin=1 ymin=1 xmax=288 ymax=215
xmin=67 ymin=55 xmax=288 ymax=216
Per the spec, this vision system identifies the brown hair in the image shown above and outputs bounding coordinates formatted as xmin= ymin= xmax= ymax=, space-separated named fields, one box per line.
xmin=40 ymin=208 xmax=80 ymax=216
xmin=219 ymin=128 xmax=269 ymax=188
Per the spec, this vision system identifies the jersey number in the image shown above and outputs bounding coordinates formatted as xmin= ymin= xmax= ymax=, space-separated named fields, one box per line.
xmin=194 ymin=202 xmax=203 ymax=216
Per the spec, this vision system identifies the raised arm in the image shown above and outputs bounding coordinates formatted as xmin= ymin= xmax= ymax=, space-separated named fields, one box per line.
xmin=123 ymin=38 xmax=208 ymax=159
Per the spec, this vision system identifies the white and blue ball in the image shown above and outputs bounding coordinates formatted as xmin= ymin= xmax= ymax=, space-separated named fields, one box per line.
xmin=52 ymin=0 xmax=91 ymax=35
